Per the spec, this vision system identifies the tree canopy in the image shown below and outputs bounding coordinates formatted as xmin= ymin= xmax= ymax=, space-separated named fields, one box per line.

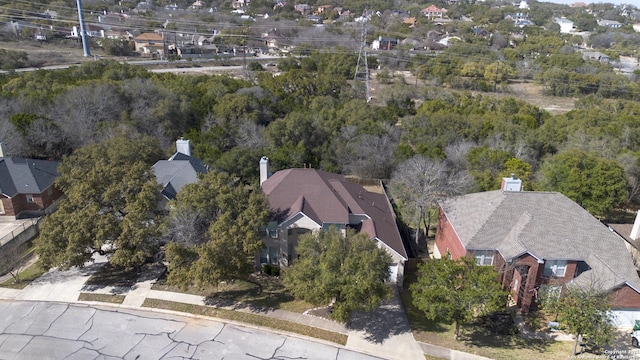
xmin=411 ymin=256 xmax=509 ymax=339
xmin=283 ymin=228 xmax=392 ymax=323
xmin=36 ymin=134 xmax=163 ymax=270
xmin=537 ymin=149 xmax=628 ymax=217
xmin=163 ymin=171 xmax=270 ymax=287
xmin=539 ymin=285 xmax=614 ymax=355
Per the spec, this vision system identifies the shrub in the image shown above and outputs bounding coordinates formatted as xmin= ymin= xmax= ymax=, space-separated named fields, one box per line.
xmin=262 ymin=264 xmax=280 ymax=276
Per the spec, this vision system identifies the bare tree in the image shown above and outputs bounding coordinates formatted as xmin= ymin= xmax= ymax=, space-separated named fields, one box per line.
xmin=618 ymin=152 xmax=640 ymax=204
xmin=162 ymin=205 xmax=208 ymax=247
xmin=0 ymin=244 xmax=28 ymax=284
xmin=236 ymin=119 xmax=267 ymax=149
xmin=390 ymin=155 xmax=473 ymax=249
xmin=51 ymin=83 xmax=126 ymax=150
xmin=444 ymin=141 xmax=474 ymax=171
xmin=338 ymin=125 xmax=399 ymax=179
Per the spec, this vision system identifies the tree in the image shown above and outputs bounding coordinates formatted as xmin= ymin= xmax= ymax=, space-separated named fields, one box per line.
xmin=283 ymin=228 xmax=392 ymax=323
xmin=390 ymin=155 xmax=472 ymax=247
xmin=0 ymin=243 xmax=29 ymax=283
xmin=99 ymin=38 xmax=134 ymax=56
xmin=411 ymin=256 xmax=509 ymax=339
xmin=537 ymin=149 xmax=628 ymax=217
xmin=0 ymin=49 xmax=28 ymax=70
xmin=539 ymin=284 xmax=614 ymax=355
xmin=35 ymin=135 xmax=163 ymax=270
xmin=163 ymin=171 xmax=270 ymax=287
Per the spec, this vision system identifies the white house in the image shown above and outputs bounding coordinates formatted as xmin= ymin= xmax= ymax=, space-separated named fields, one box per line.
xmin=554 ymin=17 xmax=575 ymax=33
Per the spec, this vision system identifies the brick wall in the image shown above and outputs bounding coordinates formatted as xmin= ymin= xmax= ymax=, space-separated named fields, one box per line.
xmin=0 ymin=195 xmax=14 ymax=216
xmin=434 ymin=207 xmax=466 ymax=259
xmin=1 ymin=186 xmax=63 ymax=218
xmin=611 ymin=285 xmax=640 ymax=309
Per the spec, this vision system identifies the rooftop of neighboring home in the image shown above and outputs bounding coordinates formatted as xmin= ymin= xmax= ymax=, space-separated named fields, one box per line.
xmin=0 ymin=144 xmax=59 ymax=197
xmin=439 ymin=190 xmax=640 ymax=292
xmin=152 ymin=139 xmax=207 ymax=200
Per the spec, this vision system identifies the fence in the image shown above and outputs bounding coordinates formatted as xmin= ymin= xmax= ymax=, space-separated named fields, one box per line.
xmin=0 ymin=217 xmax=44 ymax=250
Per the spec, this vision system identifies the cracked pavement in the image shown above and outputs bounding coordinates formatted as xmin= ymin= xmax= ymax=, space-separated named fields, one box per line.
xmin=0 ymin=301 xmax=382 ymax=360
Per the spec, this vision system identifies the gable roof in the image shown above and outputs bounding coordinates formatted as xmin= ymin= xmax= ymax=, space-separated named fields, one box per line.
xmin=262 ymin=169 xmax=407 ymax=259
xmin=0 ymin=157 xmax=59 ymax=197
xmin=440 ymin=190 xmax=640 ymax=292
xmin=134 ymin=32 xmax=163 ymax=41
xmin=152 ymin=152 xmax=207 ymax=200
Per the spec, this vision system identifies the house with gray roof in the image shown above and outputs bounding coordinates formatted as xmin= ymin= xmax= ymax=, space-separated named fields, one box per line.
xmin=0 ymin=144 xmax=62 ymax=220
xmin=435 ymin=179 xmax=640 ymax=327
xmin=152 ymin=139 xmax=207 ymax=209
xmin=259 ymin=157 xmax=408 ymax=284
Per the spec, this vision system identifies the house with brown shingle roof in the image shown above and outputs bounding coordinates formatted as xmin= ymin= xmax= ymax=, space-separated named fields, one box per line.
xmin=259 ymin=157 xmax=408 ymax=284
xmin=436 ymin=178 xmax=640 ymax=327
xmin=133 ymin=32 xmax=165 ymax=57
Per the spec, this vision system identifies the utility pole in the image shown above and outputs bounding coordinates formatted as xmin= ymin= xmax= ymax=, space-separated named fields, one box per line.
xmin=76 ymin=0 xmax=91 ymax=57
xmin=242 ymin=35 xmax=246 ymax=70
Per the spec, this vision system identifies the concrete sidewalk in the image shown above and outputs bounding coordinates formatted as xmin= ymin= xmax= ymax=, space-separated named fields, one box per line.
xmin=0 ymin=259 xmax=425 ymax=359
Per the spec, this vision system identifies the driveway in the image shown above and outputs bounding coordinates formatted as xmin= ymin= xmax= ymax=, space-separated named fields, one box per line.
xmin=0 ymin=219 xmax=32 ymax=247
xmin=0 ymin=301 xmax=383 ymax=360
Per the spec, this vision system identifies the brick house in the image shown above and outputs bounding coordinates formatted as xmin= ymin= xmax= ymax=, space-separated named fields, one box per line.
xmin=435 ymin=176 xmax=640 ymax=328
xmin=0 ymin=148 xmax=62 ymax=220
xmin=259 ymin=157 xmax=408 ymax=284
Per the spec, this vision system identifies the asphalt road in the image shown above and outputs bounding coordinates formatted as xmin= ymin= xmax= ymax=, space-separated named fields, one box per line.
xmin=0 ymin=301 xmax=382 ymax=360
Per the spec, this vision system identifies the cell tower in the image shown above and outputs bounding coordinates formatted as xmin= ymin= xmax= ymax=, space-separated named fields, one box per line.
xmin=354 ymin=11 xmax=370 ymax=102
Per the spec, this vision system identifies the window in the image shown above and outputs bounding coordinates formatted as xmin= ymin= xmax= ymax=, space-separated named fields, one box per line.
xmin=474 ymin=250 xmax=494 ymax=266
xmin=260 ymin=246 xmax=279 ymax=265
xmin=265 ymin=222 xmax=279 ymax=238
xmin=0 ymin=200 xmax=4 ymax=214
xmin=26 ymin=194 xmax=34 ymax=203
xmin=543 ymin=260 xmax=567 ymax=277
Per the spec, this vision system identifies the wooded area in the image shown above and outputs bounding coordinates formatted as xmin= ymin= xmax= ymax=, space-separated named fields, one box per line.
xmin=0 ymin=54 xmax=639 ymax=224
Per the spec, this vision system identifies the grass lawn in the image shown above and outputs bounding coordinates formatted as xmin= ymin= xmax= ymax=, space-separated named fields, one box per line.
xmin=142 ymin=298 xmax=347 ymax=346
xmin=0 ymin=262 xmax=46 ymax=289
xmin=402 ymin=272 xmax=574 ymax=360
xmin=153 ymin=273 xmax=314 ymax=313
xmin=78 ymin=292 xmax=126 ymax=304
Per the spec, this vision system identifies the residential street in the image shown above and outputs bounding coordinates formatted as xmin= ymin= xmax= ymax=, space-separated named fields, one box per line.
xmin=0 ymin=301 xmax=382 ymax=360
xmin=0 ymin=256 xmax=426 ymax=360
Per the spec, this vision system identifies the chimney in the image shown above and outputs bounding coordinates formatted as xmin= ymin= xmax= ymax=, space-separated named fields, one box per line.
xmin=176 ymin=138 xmax=190 ymax=156
xmin=260 ymin=156 xmax=270 ymax=186
xmin=501 ymin=173 xmax=522 ymax=192
xmin=631 ymin=211 xmax=640 ymax=241
xmin=0 ymin=142 xmax=4 ymax=157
